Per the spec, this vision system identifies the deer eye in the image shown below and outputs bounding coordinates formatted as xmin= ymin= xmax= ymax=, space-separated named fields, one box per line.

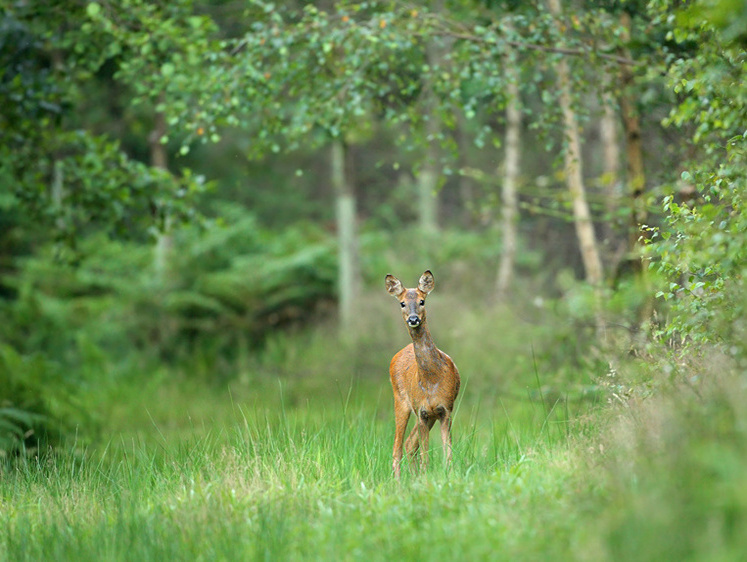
xmin=400 ymin=302 xmax=406 ymax=308
xmin=419 ymin=300 xmax=425 ymax=306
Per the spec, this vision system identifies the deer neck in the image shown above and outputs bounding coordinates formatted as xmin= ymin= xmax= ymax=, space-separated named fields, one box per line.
xmin=408 ymin=322 xmax=442 ymax=382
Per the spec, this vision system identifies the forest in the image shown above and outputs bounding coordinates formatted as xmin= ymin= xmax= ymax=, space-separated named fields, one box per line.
xmin=1 ymin=0 xmax=745 ymax=559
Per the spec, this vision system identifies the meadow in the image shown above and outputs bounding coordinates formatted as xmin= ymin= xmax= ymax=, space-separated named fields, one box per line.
xmin=4 ymin=1 xmax=746 ymax=559
xmin=3 ymin=291 xmax=745 ymax=561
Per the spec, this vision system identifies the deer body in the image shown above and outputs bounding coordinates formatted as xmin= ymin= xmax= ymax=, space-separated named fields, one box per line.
xmin=385 ymin=270 xmax=460 ymax=479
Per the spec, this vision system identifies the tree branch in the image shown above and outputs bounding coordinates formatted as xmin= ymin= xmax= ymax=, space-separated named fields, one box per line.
xmin=427 ymin=26 xmax=638 ymax=67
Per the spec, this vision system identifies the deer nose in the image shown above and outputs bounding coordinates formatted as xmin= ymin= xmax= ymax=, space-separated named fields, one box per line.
xmin=407 ymin=314 xmax=420 ymax=326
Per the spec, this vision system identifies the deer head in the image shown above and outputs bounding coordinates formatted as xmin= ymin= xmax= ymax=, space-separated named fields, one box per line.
xmin=385 ymin=270 xmax=435 ymax=329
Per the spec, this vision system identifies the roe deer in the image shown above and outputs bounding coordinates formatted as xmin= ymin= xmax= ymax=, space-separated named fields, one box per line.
xmin=385 ymin=270 xmax=460 ymax=479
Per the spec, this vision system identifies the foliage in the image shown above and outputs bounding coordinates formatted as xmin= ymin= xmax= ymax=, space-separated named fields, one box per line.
xmin=646 ymin=2 xmax=746 ymax=357
xmin=163 ymin=208 xmax=338 ymax=357
xmin=0 ymin=344 xmax=82 ymax=455
xmin=0 ymin=4 xmax=205 ymax=247
xmin=1 ymin=1 xmax=746 ymax=556
xmin=2 ymin=208 xmax=337 ymax=356
xmin=596 ymin=366 xmax=747 ymax=560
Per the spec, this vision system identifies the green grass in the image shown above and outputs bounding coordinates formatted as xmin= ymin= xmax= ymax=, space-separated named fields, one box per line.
xmin=4 ymin=366 xmax=747 ymax=562
xmin=1 ymin=383 xmax=592 ymax=562
xmin=3 ymin=293 xmax=746 ymax=561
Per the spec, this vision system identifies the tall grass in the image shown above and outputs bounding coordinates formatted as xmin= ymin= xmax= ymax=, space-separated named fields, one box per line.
xmin=3 ymin=269 xmax=745 ymax=560
xmin=4 ymin=347 xmax=746 ymax=560
xmin=2 ymin=396 xmax=588 ymax=562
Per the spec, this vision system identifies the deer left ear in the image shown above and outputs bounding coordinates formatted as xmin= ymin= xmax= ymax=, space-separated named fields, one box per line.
xmin=418 ymin=270 xmax=435 ymax=294
xmin=385 ymin=274 xmax=406 ymax=298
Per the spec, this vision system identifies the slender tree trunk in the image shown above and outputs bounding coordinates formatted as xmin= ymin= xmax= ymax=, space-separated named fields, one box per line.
xmin=600 ymin=80 xmax=627 ymax=274
xmin=455 ymin=112 xmax=475 ymax=228
xmin=496 ymin=49 xmax=521 ymax=302
xmin=50 ymin=52 xmax=66 ymax=233
xmin=149 ymin=106 xmax=173 ymax=348
xmin=417 ymin=0 xmax=446 ymax=236
xmin=618 ymin=11 xmax=652 ymax=323
xmin=600 ymin=88 xmax=621 ymax=220
xmin=417 ymin=39 xmax=442 ymax=236
xmin=547 ymin=0 xmax=605 ymax=336
xmin=150 ymin=106 xmax=171 ymax=284
xmin=619 ymin=12 xmax=647 ymax=263
xmin=331 ymin=140 xmax=359 ymax=339
xmin=547 ymin=0 xmax=604 ymax=288
xmin=51 ymin=160 xmax=65 ymax=230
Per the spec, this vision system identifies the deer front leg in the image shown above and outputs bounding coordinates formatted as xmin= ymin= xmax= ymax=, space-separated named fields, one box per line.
xmin=392 ymin=404 xmax=410 ymax=479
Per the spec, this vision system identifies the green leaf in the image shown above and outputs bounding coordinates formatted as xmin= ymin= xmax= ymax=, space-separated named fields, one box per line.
xmin=161 ymin=62 xmax=176 ymax=77
xmin=86 ymin=2 xmax=101 ymax=18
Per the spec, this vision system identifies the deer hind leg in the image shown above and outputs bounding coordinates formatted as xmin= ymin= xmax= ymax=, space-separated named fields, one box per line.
xmin=392 ymin=403 xmax=410 ymax=479
xmin=417 ymin=418 xmax=431 ymax=473
xmin=404 ymin=424 xmax=420 ymax=459
xmin=439 ymin=409 xmax=454 ymax=469
xmin=406 ymin=415 xmax=436 ymax=473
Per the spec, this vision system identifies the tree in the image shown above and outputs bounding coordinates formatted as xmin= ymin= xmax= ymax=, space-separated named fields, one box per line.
xmin=495 ymin=33 xmax=522 ymax=301
xmin=647 ymin=0 xmax=746 ymax=355
xmin=0 ymin=2 xmax=209 ymax=249
xmin=0 ymin=0 xmax=216 ymax=453
xmin=416 ymin=2 xmax=447 ymax=236
xmin=331 ymin=140 xmax=359 ymax=338
xmin=546 ymin=0 xmax=604 ymax=301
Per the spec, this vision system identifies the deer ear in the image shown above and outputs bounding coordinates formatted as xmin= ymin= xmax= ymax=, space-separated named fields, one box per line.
xmin=385 ymin=274 xmax=405 ymax=297
xmin=418 ymin=270 xmax=435 ymax=294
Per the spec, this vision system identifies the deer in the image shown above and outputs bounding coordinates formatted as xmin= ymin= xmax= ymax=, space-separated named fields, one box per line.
xmin=385 ymin=270 xmax=460 ymax=479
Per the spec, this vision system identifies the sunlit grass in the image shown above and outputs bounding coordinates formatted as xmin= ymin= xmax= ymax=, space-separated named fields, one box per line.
xmin=4 ymin=359 xmax=747 ymax=561
xmin=3 ymin=284 xmax=745 ymax=561
xmin=1 ymin=388 xmax=591 ymax=561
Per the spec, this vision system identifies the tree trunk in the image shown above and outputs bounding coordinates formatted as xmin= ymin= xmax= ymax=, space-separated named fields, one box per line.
xmin=150 ymin=107 xmax=171 ymax=284
xmin=455 ymin=112 xmax=475 ymax=228
xmin=547 ymin=0 xmax=605 ymax=339
xmin=547 ymin=0 xmax=604 ymax=291
xmin=619 ymin=12 xmax=647 ymax=265
xmin=417 ymin=0 xmax=447 ymax=236
xmin=417 ymin=39 xmax=442 ymax=236
xmin=618 ymin=11 xmax=652 ymax=323
xmin=331 ymin=140 xmax=359 ymax=339
xmin=599 ymin=81 xmax=627 ymax=274
xmin=51 ymin=160 xmax=65 ymax=230
xmin=600 ymin=88 xmax=621 ymax=221
xmin=496 ymin=48 xmax=521 ymax=302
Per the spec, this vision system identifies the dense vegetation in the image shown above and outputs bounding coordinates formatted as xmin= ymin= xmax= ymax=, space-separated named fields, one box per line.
xmin=1 ymin=0 xmax=744 ymax=559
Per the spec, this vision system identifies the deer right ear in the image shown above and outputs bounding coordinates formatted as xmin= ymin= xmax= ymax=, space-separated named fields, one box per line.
xmin=418 ymin=270 xmax=435 ymax=294
xmin=385 ymin=274 xmax=405 ymax=298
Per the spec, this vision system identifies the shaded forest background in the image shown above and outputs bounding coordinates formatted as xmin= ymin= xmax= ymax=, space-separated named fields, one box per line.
xmin=0 ymin=0 xmax=744 ymax=468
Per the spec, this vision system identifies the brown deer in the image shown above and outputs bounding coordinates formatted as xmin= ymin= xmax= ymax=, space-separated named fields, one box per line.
xmin=385 ymin=270 xmax=460 ymax=479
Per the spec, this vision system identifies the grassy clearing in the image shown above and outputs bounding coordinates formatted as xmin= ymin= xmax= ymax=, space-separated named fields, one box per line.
xmin=3 ymin=292 xmax=745 ymax=561
xmin=1 ymin=397 xmax=590 ymax=562
xmin=4 ymin=362 xmax=747 ymax=561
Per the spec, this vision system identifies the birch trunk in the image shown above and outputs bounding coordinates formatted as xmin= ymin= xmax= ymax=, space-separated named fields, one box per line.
xmin=547 ymin=0 xmax=604 ymax=291
xmin=150 ymin=107 xmax=172 ymax=284
xmin=619 ymin=12 xmax=647 ymax=266
xmin=331 ymin=140 xmax=359 ymax=338
xmin=417 ymin=39 xmax=442 ymax=236
xmin=496 ymin=51 xmax=521 ymax=301
xmin=455 ymin=112 xmax=475 ymax=228
xmin=619 ymin=11 xmax=652 ymax=323
xmin=600 ymin=88 xmax=621 ymax=221
xmin=600 ymin=81 xmax=627 ymax=274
